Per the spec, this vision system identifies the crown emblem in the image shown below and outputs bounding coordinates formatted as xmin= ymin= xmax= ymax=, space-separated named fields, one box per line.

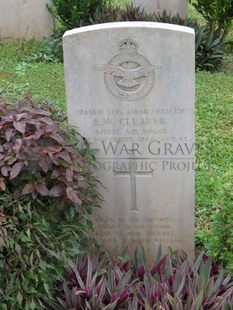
xmin=119 ymin=38 xmax=138 ymax=53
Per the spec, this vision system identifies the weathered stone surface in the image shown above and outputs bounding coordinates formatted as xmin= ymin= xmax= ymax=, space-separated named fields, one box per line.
xmin=0 ymin=0 xmax=54 ymax=41
xmin=132 ymin=0 xmax=187 ymax=19
xmin=63 ymin=22 xmax=195 ymax=264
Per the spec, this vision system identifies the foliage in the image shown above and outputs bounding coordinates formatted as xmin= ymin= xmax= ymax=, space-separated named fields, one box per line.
xmin=46 ymin=249 xmax=233 ymax=309
xmin=49 ymin=0 xmax=107 ymax=29
xmin=0 ymin=96 xmax=92 ymax=211
xmin=25 ymin=31 xmax=64 ymax=64
xmin=189 ymin=0 xmax=233 ymax=40
xmin=195 ymin=26 xmax=225 ymax=72
xmin=92 ymin=4 xmax=162 ymax=23
xmin=0 ymin=96 xmax=101 ymax=309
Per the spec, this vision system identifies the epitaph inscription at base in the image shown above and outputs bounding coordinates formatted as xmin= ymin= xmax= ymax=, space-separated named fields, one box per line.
xmin=63 ymin=22 xmax=195 ymax=265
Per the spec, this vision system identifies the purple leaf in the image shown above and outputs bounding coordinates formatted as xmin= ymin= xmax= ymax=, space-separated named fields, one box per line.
xmin=46 ymin=146 xmax=62 ymax=153
xmin=5 ymin=128 xmax=15 ymax=142
xmin=21 ymin=183 xmax=35 ymax=195
xmin=76 ymin=156 xmax=85 ymax=168
xmin=0 ymin=116 xmax=13 ymax=126
xmin=36 ymin=184 xmax=50 ymax=196
xmin=34 ymin=130 xmax=44 ymax=139
xmin=50 ymin=133 xmax=65 ymax=144
xmin=3 ymin=142 xmax=13 ymax=151
xmin=25 ymin=130 xmax=43 ymax=140
xmin=38 ymin=158 xmax=50 ymax=173
xmin=50 ymin=185 xmax=64 ymax=197
xmin=1 ymin=166 xmax=9 ymax=177
xmin=13 ymin=142 xmax=24 ymax=156
xmin=66 ymin=187 xmax=82 ymax=208
xmin=10 ymin=161 xmax=24 ymax=179
xmin=66 ymin=168 xmax=73 ymax=182
xmin=25 ymin=119 xmax=37 ymax=125
xmin=14 ymin=113 xmax=29 ymax=121
xmin=13 ymin=121 xmax=26 ymax=134
xmin=57 ymin=151 xmax=72 ymax=164
xmin=45 ymin=124 xmax=59 ymax=133
xmin=39 ymin=117 xmax=54 ymax=125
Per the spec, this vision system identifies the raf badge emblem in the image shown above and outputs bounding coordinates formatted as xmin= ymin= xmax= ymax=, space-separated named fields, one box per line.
xmin=95 ymin=38 xmax=156 ymax=102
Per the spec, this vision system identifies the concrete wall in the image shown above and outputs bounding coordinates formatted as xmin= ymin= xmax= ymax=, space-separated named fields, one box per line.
xmin=0 ymin=0 xmax=54 ymax=41
xmin=132 ymin=0 xmax=187 ymax=19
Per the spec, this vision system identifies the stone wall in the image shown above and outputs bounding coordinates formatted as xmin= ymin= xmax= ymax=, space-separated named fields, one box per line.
xmin=0 ymin=0 xmax=54 ymax=41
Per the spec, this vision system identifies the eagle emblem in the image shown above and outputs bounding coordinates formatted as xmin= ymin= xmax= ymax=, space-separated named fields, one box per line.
xmin=94 ymin=38 xmax=156 ymax=102
xmin=94 ymin=64 xmax=155 ymax=88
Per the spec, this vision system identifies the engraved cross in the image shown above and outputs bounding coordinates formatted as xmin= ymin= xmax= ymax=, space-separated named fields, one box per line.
xmin=113 ymin=151 xmax=153 ymax=212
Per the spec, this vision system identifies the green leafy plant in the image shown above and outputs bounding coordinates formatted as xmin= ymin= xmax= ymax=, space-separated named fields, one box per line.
xmin=0 ymin=96 xmax=101 ymax=309
xmin=189 ymin=0 xmax=233 ymax=40
xmin=25 ymin=31 xmax=64 ymax=64
xmin=46 ymin=249 xmax=233 ymax=309
xmin=49 ymin=0 xmax=107 ymax=29
xmin=195 ymin=25 xmax=225 ymax=72
xmin=91 ymin=4 xmax=157 ymax=24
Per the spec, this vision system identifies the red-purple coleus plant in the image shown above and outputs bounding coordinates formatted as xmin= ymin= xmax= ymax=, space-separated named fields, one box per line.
xmin=0 ymin=99 xmax=88 ymax=212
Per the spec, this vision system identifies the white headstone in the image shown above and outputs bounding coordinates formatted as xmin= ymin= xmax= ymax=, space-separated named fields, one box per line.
xmin=63 ymin=22 xmax=195 ymax=264
xmin=0 ymin=0 xmax=54 ymax=41
xmin=132 ymin=0 xmax=187 ymax=19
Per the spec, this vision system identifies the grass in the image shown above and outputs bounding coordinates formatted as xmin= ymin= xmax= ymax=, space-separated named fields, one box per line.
xmin=195 ymin=72 xmax=233 ymax=231
xmin=0 ymin=2 xmax=232 ymax=268
xmin=0 ymin=41 xmax=66 ymax=107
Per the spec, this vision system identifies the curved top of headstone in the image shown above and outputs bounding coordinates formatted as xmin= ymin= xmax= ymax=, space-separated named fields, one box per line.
xmin=63 ymin=22 xmax=194 ymax=38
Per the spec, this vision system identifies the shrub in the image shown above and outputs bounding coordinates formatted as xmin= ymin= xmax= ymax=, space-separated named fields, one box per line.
xmin=25 ymin=31 xmax=64 ymax=64
xmin=46 ymin=249 xmax=233 ymax=309
xmin=92 ymin=4 xmax=159 ymax=23
xmin=0 ymin=96 xmax=101 ymax=309
xmin=49 ymin=0 xmax=107 ymax=29
xmin=189 ymin=0 xmax=233 ymax=40
xmin=195 ymin=26 xmax=225 ymax=72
